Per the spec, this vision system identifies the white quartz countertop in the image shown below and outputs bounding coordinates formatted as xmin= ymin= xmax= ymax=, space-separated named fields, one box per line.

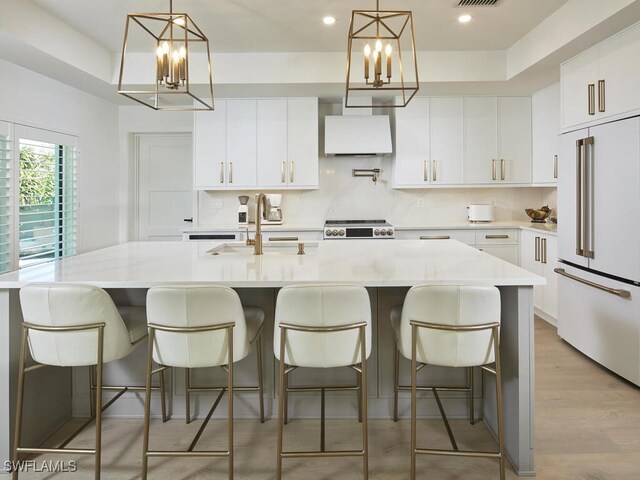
xmin=0 ymin=240 xmax=545 ymax=289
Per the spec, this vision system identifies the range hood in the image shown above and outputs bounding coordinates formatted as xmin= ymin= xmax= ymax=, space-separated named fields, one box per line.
xmin=324 ymin=115 xmax=392 ymax=156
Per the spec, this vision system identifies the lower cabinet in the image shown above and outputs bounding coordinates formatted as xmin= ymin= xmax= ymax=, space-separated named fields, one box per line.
xmin=521 ymin=230 xmax=558 ymax=322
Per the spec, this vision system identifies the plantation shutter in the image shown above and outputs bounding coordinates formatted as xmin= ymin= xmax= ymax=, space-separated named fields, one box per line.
xmin=15 ymin=126 xmax=77 ymax=269
xmin=0 ymin=121 xmax=12 ymax=274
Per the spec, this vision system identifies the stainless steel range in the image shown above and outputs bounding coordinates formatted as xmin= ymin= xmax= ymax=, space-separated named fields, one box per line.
xmin=323 ymin=219 xmax=395 ymax=239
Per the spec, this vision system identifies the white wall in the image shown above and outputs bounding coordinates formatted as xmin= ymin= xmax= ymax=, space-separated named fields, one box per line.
xmin=0 ymin=58 xmax=120 ymax=253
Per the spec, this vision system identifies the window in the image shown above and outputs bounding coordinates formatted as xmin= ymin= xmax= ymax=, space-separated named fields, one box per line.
xmin=0 ymin=121 xmax=11 ymax=274
xmin=15 ymin=126 xmax=77 ymax=269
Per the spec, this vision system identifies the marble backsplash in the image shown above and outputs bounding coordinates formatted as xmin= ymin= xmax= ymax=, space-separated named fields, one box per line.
xmin=196 ymin=155 xmax=557 ymax=227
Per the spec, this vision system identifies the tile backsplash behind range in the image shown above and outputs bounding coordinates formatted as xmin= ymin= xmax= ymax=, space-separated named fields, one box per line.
xmin=197 ymin=154 xmax=554 ymax=226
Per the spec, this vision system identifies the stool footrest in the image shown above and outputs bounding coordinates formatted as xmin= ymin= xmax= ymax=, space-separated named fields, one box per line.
xmin=146 ymin=450 xmax=229 ymax=457
xmin=415 ymin=448 xmax=501 ymax=459
xmin=282 ymin=449 xmax=364 ymax=458
xmin=17 ymin=447 xmax=95 ymax=455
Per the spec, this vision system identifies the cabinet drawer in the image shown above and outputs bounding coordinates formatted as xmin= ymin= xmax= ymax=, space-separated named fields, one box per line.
xmin=477 ymin=244 xmax=519 ymax=265
xmin=397 ymin=229 xmax=475 ymax=245
xmin=475 ymin=229 xmax=518 ymax=245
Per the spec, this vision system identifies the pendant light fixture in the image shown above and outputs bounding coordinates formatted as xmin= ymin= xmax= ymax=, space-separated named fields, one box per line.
xmin=118 ymin=0 xmax=214 ymax=111
xmin=345 ymin=0 xmax=419 ymax=108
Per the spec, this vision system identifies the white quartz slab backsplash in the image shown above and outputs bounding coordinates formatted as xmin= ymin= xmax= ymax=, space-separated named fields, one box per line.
xmin=197 ymin=156 xmax=555 ymax=227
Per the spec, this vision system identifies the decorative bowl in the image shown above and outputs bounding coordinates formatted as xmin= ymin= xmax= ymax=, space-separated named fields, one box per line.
xmin=525 ymin=206 xmax=552 ymax=223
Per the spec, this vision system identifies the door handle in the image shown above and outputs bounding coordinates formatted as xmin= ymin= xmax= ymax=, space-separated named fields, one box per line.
xmin=598 ymin=79 xmax=606 ymax=113
xmin=554 ymin=268 xmax=630 ymax=298
xmin=588 ymin=84 xmax=596 ymax=115
xmin=541 ymin=237 xmax=547 ymax=264
xmin=500 ymin=159 xmax=505 ymax=181
xmin=553 ymin=155 xmax=558 ymax=179
xmin=229 ymin=162 xmax=233 ymax=183
xmin=432 ymin=160 xmax=437 ymax=182
xmin=420 ymin=235 xmax=451 ymax=240
xmin=485 ymin=234 xmax=509 ymax=239
xmin=220 ymin=162 xmax=224 ymax=183
xmin=424 ymin=160 xmax=429 ymax=182
xmin=535 ymin=236 xmax=540 ymax=262
xmin=290 ymin=161 xmax=294 ymax=183
xmin=584 ymin=136 xmax=595 ymax=259
xmin=281 ymin=161 xmax=286 ymax=183
xmin=492 ymin=159 xmax=496 ymax=181
xmin=575 ymin=139 xmax=584 ymax=256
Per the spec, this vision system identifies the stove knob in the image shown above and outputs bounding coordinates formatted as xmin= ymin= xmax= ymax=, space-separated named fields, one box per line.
xmin=387 ymin=229 xmax=393 ymax=236
xmin=326 ymin=230 xmax=333 ymax=236
xmin=338 ymin=230 xmax=345 ymax=236
xmin=332 ymin=230 xmax=339 ymax=236
xmin=374 ymin=229 xmax=380 ymax=236
xmin=380 ymin=230 xmax=387 ymax=236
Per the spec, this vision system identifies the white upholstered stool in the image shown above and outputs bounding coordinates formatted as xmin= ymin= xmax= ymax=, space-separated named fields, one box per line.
xmin=390 ymin=285 xmax=505 ymax=480
xmin=274 ymin=284 xmax=372 ymax=480
xmin=13 ymin=284 xmax=167 ymax=480
xmin=142 ymin=285 xmax=265 ymax=480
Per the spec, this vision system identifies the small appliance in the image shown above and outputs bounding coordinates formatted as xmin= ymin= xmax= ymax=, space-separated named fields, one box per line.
xmin=323 ymin=219 xmax=394 ymax=239
xmin=467 ymin=204 xmax=494 ymax=223
xmin=237 ymin=195 xmax=249 ymax=225
xmin=263 ymin=194 xmax=283 ymax=225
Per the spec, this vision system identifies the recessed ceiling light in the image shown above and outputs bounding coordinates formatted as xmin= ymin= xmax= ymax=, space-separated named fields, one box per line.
xmin=458 ymin=14 xmax=472 ymax=23
xmin=323 ymin=16 xmax=336 ymax=25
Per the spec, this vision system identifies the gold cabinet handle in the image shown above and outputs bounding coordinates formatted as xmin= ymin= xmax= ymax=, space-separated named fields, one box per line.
xmin=598 ymin=79 xmax=606 ymax=113
xmin=541 ymin=237 xmax=547 ymax=264
xmin=229 ymin=161 xmax=233 ymax=183
xmin=432 ymin=160 xmax=437 ymax=182
xmin=281 ymin=161 xmax=285 ymax=183
xmin=553 ymin=155 xmax=558 ymax=179
xmin=485 ymin=234 xmax=509 ymax=239
xmin=575 ymin=139 xmax=584 ymax=256
xmin=588 ymin=84 xmax=596 ymax=115
xmin=535 ymin=236 xmax=540 ymax=262
xmin=420 ymin=235 xmax=451 ymax=240
xmin=220 ymin=161 xmax=224 ymax=183
xmin=501 ymin=159 xmax=505 ymax=181
xmin=554 ymin=268 xmax=631 ymax=298
xmin=492 ymin=159 xmax=496 ymax=181
xmin=290 ymin=161 xmax=294 ymax=183
xmin=268 ymin=236 xmax=299 ymax=242
xmin=424 ymin=160 xmax=429 ymax=182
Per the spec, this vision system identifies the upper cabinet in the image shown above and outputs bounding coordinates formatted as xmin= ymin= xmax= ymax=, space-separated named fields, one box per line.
xmin=561 ymin=22 xmax=640 ymax=132
xmin=532 ymin=83 xmax=560 ymax=184
xmin=394 ymin=97 xmax=430 ymax=187
xmin=429 ymin=97 xmax=464 ymax=185
xmin=194 ymin=97 xmax=319 ymax=190
xmin=464 ymin=97 xmax=531 ymax=185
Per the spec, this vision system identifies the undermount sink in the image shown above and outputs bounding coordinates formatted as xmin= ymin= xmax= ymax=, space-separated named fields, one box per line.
xmin=208 ymin=241 xmax=319 ymax=255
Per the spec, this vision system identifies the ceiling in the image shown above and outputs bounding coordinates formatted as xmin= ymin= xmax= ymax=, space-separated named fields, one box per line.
xmin=32 ymin=0 xmax=571 ymax=53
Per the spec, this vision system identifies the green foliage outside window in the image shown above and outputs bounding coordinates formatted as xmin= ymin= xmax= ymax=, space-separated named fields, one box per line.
xmin=19 ymin=146 xmax=55 ymax=207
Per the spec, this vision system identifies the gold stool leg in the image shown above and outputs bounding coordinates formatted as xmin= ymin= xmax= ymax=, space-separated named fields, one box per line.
xmin=256 ymin=334 xmax=265 ymax=423
xmin=11 ymin=327 xmax=28 ymax=480
xmin=494 ymin=327 xmax=506 ymax=480
xmin=88 ymin=365 xmax=96 ymax=419
xmin=410 ymin=324 xmax=417 ymax=480
xmin=227 ymin=328 xmax=234 ymax=480
xmin=469 ymin=366 xmax=475 ymax=425
xmin=94 ymin=327 xmax=105 ymax=480
xmin=357 ymin=369 xmax=362 ymax=423
xmin=359 ymin=326 xmax=369 ymax=480
xmin=185 ymin=368 xmax=191 ymax=424
xmin=141 ymin=330 xmax=155 ymax=480
xmin=159 ymin=366 xmax=168 ymax=423
xmin=283 ymin=366 xmax=289 ymax=425
xmin=393 ymin=347 xmax=399 ymax=422
xmin=276 ymin=329 xmax=286 ymax=480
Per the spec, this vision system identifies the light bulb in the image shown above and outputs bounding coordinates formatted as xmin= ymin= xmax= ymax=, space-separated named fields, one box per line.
xmin=179 ymin=46 xmax=186 ymax=58
xmin=458 ymin=14 xmax=472 ymax=23
xmin=162 ymin=41 xmax=169 ymax=54
xmin=174 ymin=17 xmax=185 ymax=26
xmin=375 ymin=39 xmax=383 ymax=52
xmin=172 ymin=50 xmax=180 ymax=62
xmin=156 ymin=46 xmax=163 ymax=58
xmin=385 ymin=44 xmax=392 ymax=55
xmin=364 ymin=44 xmax=371 ymax=56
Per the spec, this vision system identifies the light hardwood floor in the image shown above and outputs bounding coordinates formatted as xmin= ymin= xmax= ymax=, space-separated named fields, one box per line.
xmin=13 ymin=318 xmax=640 ymax=479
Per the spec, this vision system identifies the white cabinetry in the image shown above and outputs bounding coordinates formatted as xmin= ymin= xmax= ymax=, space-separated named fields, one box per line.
xmin=532 ymin=84 xmax=560 ymax=184
xmin=194 ymin=97 xmax=319 ymax=190
xmin=429 ymin=97 xmax=464 ymax=185
xmin=394 ymin=98 xmax=430 ymax=187
xmin=561 ymin=22 xmax=640 ymax=131
xmin=464 ymin=97 xmax=531 ymax=185
xmin=521 ymin=230 xmax=558 ymax=322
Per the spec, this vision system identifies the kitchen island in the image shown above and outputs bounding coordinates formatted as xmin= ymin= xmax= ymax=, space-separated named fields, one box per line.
xmin=0 ymin=239 xmax=544 ymax=475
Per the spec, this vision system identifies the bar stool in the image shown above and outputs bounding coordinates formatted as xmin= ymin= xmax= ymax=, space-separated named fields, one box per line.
xmin=274 ymin=284 xmax=371 ymax=480
xmin=390 ymin=285 xmax=504 ymax=480
xmin=13 ymin=284 xmax=167 ymax=480
xmin=142 ymin=285 xmax=265 ymax=480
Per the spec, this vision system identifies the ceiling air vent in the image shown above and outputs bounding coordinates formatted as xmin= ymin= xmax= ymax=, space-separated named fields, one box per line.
xmin=457 ymin=0 xmax=502 ymax=6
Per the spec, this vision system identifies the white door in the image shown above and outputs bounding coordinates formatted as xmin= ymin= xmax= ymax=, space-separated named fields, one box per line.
xmin=498 ymin=97 xmax=532 ymax=184
xmin=430 ymin=97 xmax=463 ymax=185
xmin=394 ymin=97 xmax=429 ymax=186
xmin=464 ymin=97 xmax=498 ymax=184
xmin=588 ymin=117 xmax=640 ymax=282
xmin=256 ymin=99 xmax=288 ymax=188
xmin=561 ymin=50 xmax=598 ymax=130
xmin=137 ymin=135 xmax=193 ymax=241
xmin=288 ymin=98 xmax=319 ymax=187
xmin=226 ymin=99 xmax=257 ymax=188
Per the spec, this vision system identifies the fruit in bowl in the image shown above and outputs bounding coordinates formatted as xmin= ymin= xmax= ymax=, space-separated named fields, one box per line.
xmin=525 ymin=205 xmax=552 ymax=223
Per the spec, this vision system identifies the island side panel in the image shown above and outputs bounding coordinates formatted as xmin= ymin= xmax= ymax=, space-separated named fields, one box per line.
xmin=0 ymin=289 xmax=71 ymax=473
xmin=484 ymin=285 xmax=535 ymax=476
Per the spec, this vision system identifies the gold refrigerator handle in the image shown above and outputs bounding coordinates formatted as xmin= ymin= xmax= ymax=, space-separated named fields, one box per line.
xmin=584 ymin=137 xmax=595 ymax=259
xmin=492 ymin=159 xmax=496 ymax=181
xmin=588 ymin=84 xmax=596 ymax=115
xmin=535 ymin=236 xmax=540 ymax=262
xmin=598 ymin=80 xmax=606 ymax=113
xmin=554 ymin=268 xmax=631 ymax=298
xmin=575 ymin=139 xmax=584 ymax=256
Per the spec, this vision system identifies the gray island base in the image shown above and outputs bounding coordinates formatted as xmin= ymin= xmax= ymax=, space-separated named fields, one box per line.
xmin=0 ymin=240 xmax=543 ymax=475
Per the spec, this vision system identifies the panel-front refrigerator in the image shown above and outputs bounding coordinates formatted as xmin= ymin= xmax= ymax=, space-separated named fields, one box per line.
xmin=557 ymin=116 xmax=640 ymax=386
